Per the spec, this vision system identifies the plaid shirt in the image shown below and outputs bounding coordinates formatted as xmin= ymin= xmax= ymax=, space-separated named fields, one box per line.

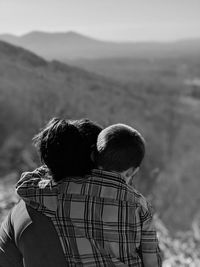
xmin=16 ymin=167 xmax=162 ymax=267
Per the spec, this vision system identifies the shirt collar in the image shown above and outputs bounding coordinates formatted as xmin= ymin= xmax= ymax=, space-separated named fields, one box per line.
xmin=90 ymin=168 xmax=127 ymax=185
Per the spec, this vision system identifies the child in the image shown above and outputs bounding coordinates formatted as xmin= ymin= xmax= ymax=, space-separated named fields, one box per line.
xmin=16 ymin=123 xmax=162 ymax=267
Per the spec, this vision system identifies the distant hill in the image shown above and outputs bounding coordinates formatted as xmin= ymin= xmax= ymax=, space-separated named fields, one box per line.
xmin=0 ymin=39 xmax=148 ymax=163
xmin=1 ymin=40 xmax=200 ymax=233
xmin=0 ymin=39 xmax=139 ymax=126
xmin=0 ymin=31 xmax=200 ymax=61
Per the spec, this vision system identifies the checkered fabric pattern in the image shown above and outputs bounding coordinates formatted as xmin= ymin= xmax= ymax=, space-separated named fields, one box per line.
xmin=16 ymin=167 xmax=162 ymax=266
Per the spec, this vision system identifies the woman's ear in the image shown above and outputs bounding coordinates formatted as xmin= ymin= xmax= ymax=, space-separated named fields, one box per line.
xmin=90 ymin=150 xmax=95 ymax=162
xmin=90 ymin=149 xmax=102 ymax=169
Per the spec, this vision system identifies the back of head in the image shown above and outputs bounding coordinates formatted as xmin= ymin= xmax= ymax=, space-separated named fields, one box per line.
xmin=72 ymin=118 xmax=103 ymax=170
xmin=72 ymin=118 xmax=103 ymax=151
xmin=95 ymin=124 xmax=145 ymax=172
xmin=33 ymin=118 xmax=102 ymax=181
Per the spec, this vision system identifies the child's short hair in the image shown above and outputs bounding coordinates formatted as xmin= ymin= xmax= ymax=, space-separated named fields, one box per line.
xmin=95 ymin=124 xmax=145 ymax=172
xmin=33 ymin=118 xmax=102 ymax=181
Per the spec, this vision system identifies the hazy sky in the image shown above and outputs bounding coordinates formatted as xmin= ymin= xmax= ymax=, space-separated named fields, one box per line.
xmin=0 ymin=0 xmax=200 ymax=41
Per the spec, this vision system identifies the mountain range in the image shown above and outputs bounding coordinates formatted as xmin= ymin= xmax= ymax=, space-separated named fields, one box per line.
xmin=0 ymin=31 xmax=200 ymax=61
xmin=0 ymin=39 xmax=200 ymax=233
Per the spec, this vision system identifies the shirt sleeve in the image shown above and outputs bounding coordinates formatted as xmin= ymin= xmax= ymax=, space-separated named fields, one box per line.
xmin=0 ymin=211 xmax=24 ymax=267
xmin=16 ymin=167 xmax=58 ymax=216
xmin=139 ymin=201 xmax=162 ymax=267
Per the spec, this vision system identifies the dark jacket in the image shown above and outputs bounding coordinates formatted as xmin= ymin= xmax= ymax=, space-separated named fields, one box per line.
xmin=0 ymin=200 xmax=66 ymax=267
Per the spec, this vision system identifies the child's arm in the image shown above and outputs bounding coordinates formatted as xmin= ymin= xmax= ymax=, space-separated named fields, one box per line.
xmin=16 ymin=167 xmax=58 ymax=216
xmin=140 ymin=203 xmax=162 ymax=267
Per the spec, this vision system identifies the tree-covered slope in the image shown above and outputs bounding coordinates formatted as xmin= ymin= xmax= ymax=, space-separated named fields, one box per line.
xmin=0 ymin=41 xmax=200 ymax=237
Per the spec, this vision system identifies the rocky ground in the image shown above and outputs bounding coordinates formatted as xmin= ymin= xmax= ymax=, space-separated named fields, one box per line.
xmin=155 ymin=215 xmax=200 ymax=266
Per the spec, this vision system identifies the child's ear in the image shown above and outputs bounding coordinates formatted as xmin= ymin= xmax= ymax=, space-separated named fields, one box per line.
xmin=122 ymin=166 xmax=139 ymax=182
xmin=124 ymin=167 xmax=139 ymax=177
xmin=132 ymin=167 xmax=139 ymax=177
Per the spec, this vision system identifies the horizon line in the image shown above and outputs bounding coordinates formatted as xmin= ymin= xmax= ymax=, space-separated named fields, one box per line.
xmin=0 ymin=30 xmax=200 ymax=44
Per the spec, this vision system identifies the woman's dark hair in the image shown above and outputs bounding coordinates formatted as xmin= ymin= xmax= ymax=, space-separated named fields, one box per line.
xmin=72 ymin=119 xmax=103 ymax=170
xmin=33 ymin=118 xmax=102 ymax=181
